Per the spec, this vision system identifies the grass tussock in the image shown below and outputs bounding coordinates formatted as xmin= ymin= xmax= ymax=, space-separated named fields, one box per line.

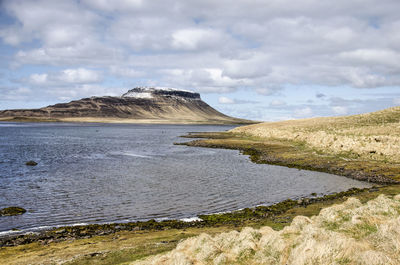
xmin=135 ymin=194 xmax=400 ymax=265
xmin=231 ymin=106 xmax=400 ymax=163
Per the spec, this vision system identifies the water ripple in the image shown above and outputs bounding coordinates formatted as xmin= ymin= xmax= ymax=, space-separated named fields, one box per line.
xmin=0 ymin=123 xmax=372 ymax=232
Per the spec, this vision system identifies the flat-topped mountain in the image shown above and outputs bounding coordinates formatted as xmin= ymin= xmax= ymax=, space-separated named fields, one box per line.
xmin=0 ymin=87 xmax=254 ymax=124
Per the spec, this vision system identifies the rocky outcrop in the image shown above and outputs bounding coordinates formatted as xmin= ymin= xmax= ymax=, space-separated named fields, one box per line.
xmin=0 ymin=87 xmax=253 ymax=124
xmin=0 ymin=207 xmax=26 ymax=216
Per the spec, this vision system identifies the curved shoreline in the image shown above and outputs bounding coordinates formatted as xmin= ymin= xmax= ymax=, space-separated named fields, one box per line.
xmin=1 ymin=131 xmax=395 ymax=248
xmin=179 ymin=131 xmax=399 ymax=184
xmin=2 ymin=109 xmax=400 ymax=264
xmin=0 ymin=184 xmax=380 ymax=248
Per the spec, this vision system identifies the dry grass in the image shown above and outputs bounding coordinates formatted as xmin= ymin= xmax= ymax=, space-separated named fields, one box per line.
xmin=135 ymin=193 xmax=400 ymax=265
xmin=0 ymin=227 xmax=236 ymax=265
xmin=2 ymin=186 xmax=400 ymax=265
xmin=232 ymin=106 xmax=400 ymax=163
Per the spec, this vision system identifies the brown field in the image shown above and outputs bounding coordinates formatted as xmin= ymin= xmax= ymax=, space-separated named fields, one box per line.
xmin=232 ymin=106 xmax=400 ymax=163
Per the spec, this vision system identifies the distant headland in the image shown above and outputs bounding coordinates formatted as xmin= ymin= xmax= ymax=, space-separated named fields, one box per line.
xmin=0 ymin=87 xmax=255 ymax=125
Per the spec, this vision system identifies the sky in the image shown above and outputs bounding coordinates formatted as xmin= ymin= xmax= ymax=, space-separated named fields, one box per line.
xmin=1 ymin=0 xmax=400 ymax=121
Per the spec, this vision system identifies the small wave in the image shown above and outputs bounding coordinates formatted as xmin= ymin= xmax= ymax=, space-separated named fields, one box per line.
xmin=110 ymin=151 xmax=151 ymax=158
xmin=0 ymin=223 xmax=89 ymax=238
xmin=180 ymin=217 xmax=203 ymax=222
xmin=0 ymin=123 xmax=30 ymax=127
xmin=79 ymin=153 xmax=109 ymax=160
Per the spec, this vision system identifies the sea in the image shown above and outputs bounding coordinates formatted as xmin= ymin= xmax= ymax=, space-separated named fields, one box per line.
xmin=0 ymin=122 xmax=372 ymax=235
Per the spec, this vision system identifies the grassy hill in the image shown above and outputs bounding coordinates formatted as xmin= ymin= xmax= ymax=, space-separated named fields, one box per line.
xmin=183 ymin=106 xmax=400 ymax=183
xmin=232 ymin=106 xmax=400 ymax=163
xmin=136 ymin=193 xmax=400 ymax=265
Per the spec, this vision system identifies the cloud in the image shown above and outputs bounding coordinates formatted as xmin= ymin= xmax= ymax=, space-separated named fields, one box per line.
xmin=58 ymin=68 xmax=101 ymax=83
xmin=171 ymin=28 xmax=224 ymax=51
xmin=4 ymin=0 xmax=400 ymax=91
xmin=0 ymin=86 xmax=33 ymax=101
xmin=1 ymin=0 xmax=400 ymax=118
xmin=161 ymin=68 xmax=241 ymax=93
xmin=27 ymin=68 xmax=102 ymax=86
xmin=294 ymin=107 xmax=313 ymax=118
xmin=29 ymin=74 xmax=48 ymax=85
xmin=339 ymin=49 xmax=400 ymax=69
xmin=218 ymin=96 xmax=259 ymax=104
xmin=1 ymin=0 xmax=98 ymax=47
xmin=255 ymin=87 xmax=281 ymax=96
xmin=218 ymin=96 xmax=235 ymax=104
xmin=109 ymin=66 xmax=145 ymax=78
xmin=82 ymin=0 xmax=143 ymax=12
xmin=269 ymin=99 xmax=287 ymax=107
xmin=332 ymin=106 xmax=348 ymax=115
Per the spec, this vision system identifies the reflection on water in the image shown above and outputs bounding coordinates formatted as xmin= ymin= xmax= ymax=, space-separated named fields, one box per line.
xmin=0 ymin=123 xmax=371 ymax=233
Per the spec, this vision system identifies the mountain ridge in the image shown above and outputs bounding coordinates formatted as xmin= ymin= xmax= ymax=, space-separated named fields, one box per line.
xmin=0 ymin=87 xmax=254 ymax=124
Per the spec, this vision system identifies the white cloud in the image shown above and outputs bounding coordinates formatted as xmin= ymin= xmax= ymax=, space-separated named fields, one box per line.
xmin=218 ymin=96 xmax=235 ymax=104
xmin=339 ymin=49 xmax=400 ymax=68
xmin=332 ymin=106 xmax=348 ymax=115
xmin=171 ymin=28 xmax=224 ymax=51
xmin=27 ymin=68 xmax=101 ymax=86
xmin=2 ymin=0 xmax=400 ymax=117
xmin=45 ymin=84 xmax=122 ymax=102
xmin=2 ymin=0 xmax=98 ymax=47
xmin=294 ymin=107 xmax=313 ymax=118
xmin=82 ymin=0 xmax=143 ymax=12
xmin=162 ymin=68 xmax=241 ymax=93
xmin=29 ymin=74 xmax=48 ymax=85
xmin=343 ymin=68 xmax=388 ymax=88
xmin=109 ymin=66 xmax=145 ymax=78
xmin=255 ymin=87 xmax=281 ymax=96
xmin=222 ymin=55 xmax=271 ymax=79
xmin=58 ymin=68 xmax=101 ymax=83
xmin=323 ymin=27 xmax=355 ymax=44
xmin=5 ymin=0 xmax=400 ymax=93
xmin=0 ymin=26 xmax=30 ymax=46
xmin=269 ymin=99 xmax=286 ymax=107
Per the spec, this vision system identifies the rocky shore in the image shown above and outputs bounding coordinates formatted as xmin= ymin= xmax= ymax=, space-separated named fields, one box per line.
xmin=0 ymin=186 xmax=379 ymax=247
xmin=178 ymin=132 xmax=399 ymax=184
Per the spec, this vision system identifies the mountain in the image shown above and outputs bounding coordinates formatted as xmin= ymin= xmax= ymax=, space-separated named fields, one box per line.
xmin=0 ymin=87 xmax=254 ymax=124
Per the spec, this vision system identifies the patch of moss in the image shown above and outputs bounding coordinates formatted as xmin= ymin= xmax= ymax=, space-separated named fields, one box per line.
xmin=25 ymin=161 xmax=38 ymax=166
xmin=198 ymin=188 xmax=369 ymax=226
xmin=0 ymin=207 xmax=26 ymax=216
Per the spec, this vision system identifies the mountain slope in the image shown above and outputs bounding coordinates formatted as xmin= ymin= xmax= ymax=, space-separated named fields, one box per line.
xmin=0 ymin=87 xmax=253 ymax=124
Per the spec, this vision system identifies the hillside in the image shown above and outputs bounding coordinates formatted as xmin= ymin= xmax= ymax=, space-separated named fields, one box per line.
xmin=181 ymin=106 xmax=400 ymax=183
xmin=0 ymin=87 xmax=253 ymax=124
xmin=232 ymin=106 xmax=400 ymax=163
xmin=136 ymin=193 xmax=400 ymax=265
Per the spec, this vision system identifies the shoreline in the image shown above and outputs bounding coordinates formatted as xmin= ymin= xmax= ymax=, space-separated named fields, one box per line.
xmin=0 ymin=130 xmax=378 ymax=247
xmin=2 ymin=185 xmax=400 ymax=264
xmin=2 ymin=128 xmax=400 ymax=264
xmin=0 ymin=186 xmax=379 ymax=247
xmin=179 ymin=131 xmax=399 ymax=184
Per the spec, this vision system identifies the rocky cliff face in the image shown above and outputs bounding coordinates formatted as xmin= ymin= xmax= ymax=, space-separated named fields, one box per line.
xmin=0 ymin=87 xmax=252 ymax=124
xmin=122 ymin=87 xmax=201 ymax=100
